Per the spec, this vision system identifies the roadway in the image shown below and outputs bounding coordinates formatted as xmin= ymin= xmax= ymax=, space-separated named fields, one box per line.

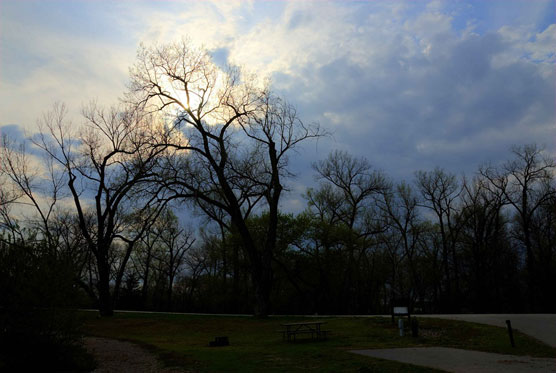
xmin=419 ymin=314 xmax=556 ymax=347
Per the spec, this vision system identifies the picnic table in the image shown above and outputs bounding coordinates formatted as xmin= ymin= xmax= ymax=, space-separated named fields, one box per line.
xmin=280 ymin=321 xmax=329 ymax=342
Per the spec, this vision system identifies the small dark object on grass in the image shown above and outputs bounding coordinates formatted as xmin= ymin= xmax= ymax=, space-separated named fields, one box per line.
xmin=209 ymin=336 xmax=229 ymax=347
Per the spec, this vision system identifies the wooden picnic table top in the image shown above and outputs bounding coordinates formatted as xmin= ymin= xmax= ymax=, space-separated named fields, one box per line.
xmin=280 ymin=321 xmax=327 ymax=326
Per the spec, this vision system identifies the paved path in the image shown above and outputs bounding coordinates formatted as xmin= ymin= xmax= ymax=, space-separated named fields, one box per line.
xmin=353 ymin=314 xmax=556 ymax=372
xmin=352 ymin=347 xmax=556 ymax=373
xmin=419 ymin=314 xmax=556 ymax=347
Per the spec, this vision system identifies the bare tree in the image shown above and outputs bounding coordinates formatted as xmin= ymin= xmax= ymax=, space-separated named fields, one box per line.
xmin=130 ymin=213 xmax=166 ymax=308
xmin=31 ymin=103 xmax=172 ymax=316
xmin=0 ymin=150 xmax=22 ymax=217
xmin=0 ymin=133 xmax=64 ymax=247
xmin=0 ymin=175 xmax=23 ymax=244
xmin=415 ymin=167 xmax=464 ymax=311
xmin=458 ymin=174 xmax=513 ymax=311
xmin=309 ymin=150 xmax=387 ymax=312
xmin=312 ymin=150 xmax=387 ymax=231
xmin=377 ymin=182 xmax=426 ymax=305
xmin=480 ymin=144 xmax=555 ymax=310
xmin=126 ymin=40 xmax=322 ymax=316
xmin=145 ymin=208 xmax=195 ymax=309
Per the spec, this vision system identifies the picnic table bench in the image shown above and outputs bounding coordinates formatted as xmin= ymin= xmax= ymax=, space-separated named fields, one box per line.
xmin=279 ymin=321 xmax=330 ymax=342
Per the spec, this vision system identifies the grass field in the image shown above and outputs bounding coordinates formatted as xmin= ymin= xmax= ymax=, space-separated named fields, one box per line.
xmin=82 ymin=312 xmax=556 ymax=372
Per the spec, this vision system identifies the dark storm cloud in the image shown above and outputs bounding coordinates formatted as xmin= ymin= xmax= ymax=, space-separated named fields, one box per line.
xmin=274 ymin=24 xmax=554 ymax=181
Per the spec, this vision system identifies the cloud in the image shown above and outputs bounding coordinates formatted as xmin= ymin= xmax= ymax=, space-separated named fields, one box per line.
xmin=216 ymin=1 xmax=554 ymax=179
xmin=0 ymin=10 xmax=134 ymax=130
xmin=210 ymin=47 xmax=231 ymax=69
xmin=1 ymin=0 xmax=554 ymax=197
xmin=0 ymin=124 xmax=26 ymax=142
xmin=115 ymin=0 xmax=554 ymax=183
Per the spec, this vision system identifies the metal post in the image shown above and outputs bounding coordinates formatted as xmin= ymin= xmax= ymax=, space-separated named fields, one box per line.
xmin=398 ymin=318 xmax=404 ymax=336
xmin=411 ymin=318 xmax=419 ymax=338
xmin=506 ymin=320 xmax=515 ymax=347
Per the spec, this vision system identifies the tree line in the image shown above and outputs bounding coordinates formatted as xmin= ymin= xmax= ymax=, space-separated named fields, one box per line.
xmin=1 ymin=40 xmax=554 ymax=318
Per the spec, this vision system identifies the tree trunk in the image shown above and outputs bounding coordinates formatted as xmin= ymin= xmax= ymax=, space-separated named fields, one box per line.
xmin=97 ymin=258 xmax=114 ymax=317
xmin=232 ymin=241 xmax=240 ymax=312
xmin=252 ymin=261 xmax=272 ymax=317
xmin=168 ymin=273 xmax=174 ymax=310
xmin=231 ymin=214 xmax=272 ymax=317
xmin=141 ymin=251 xmax=152 ymax=307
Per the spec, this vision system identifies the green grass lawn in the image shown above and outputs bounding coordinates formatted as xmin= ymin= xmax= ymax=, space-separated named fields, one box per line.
xmin=81 ymin=312 xmax=556 ymax=372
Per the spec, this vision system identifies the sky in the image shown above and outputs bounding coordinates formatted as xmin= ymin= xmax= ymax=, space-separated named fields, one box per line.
xmin=1 ymin=0 xmax=555 ymax=213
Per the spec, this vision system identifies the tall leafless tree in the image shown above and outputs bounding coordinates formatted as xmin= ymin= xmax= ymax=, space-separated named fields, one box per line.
xmin=378 ymin=182 xmax=426 ymax=305
xmin=459 ymin=175 xmax=511 ymax=311
xmin=146 ymin=208 xmax=195 ymax=309
xmin=126 ymin=40 xmax=322 ymax=316
xmin=309 ymin=150 xmax=387 ymax=312
xmin=415 ymin=167 xmax=464 ymax=311
xmin=30 ymin=103 xmax=172 ymax=316
xmin=480 ymin=144 xmax=555 ymax=310
xmin=0 ymin=133 xmax=64 ymax=247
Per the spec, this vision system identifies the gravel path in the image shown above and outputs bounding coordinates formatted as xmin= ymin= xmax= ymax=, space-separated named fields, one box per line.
xmin=84 ymin=337 xmax=186 ymax=373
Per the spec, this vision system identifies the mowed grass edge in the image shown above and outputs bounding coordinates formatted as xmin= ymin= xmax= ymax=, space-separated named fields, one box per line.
xmin=81 ymin=312 xmax=556 ymax=372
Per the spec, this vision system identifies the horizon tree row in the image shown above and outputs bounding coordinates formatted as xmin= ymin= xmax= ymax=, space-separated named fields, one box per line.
xmin=2 ymin=138 xmax=554 ymax=314
xmin=1 ymin=40 xmax=554 ymax=316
